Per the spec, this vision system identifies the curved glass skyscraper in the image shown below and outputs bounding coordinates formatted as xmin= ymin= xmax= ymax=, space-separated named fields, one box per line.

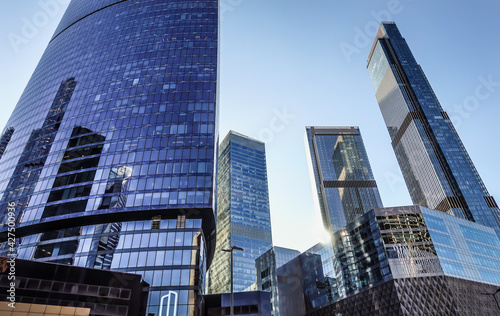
xmin=0 ymin=1 xmax=219 ymax=315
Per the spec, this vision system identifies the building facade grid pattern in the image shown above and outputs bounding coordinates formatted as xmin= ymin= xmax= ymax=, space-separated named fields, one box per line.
xmin=209 ymin=131 xmax=273 ymax=294
xmin=305 ymin=126 xmax=383 ymax=234
xmin=0 ymin=1 xmax=220 ymax=315
xmin=367 ymin=22 xmax=500 ymax=238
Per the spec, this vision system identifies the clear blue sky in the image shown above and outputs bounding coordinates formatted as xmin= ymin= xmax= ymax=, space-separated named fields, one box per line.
xmin=1 ymin=1 xmax=499 ymax=252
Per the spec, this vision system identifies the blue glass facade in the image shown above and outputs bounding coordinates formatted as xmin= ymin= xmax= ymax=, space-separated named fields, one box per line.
xmin=208 ymin=131 xmax=273 ymax=293
xmin=367 ymin=22 xmax=500 ymax=238
xmin=305 ymin=243 xmax=339 ymax=302
xmin=306 ymin=243 xmax=336 ymax=281
xmin=255 ymin=246 xmax=300 ymax=316
xmin=329 ymin=205 xmax=500 ymax=303
xmin=275 ymin=252 xmax=329 ymax=316
xmin=331 ymin=209 xmax=392 ymax=298
xmin=421 ymin=207 xmax=500 ymax=285
xmin=0 ymin=1 xmax=219 ymax=315
xmin=305 ymin=126 xmax=383 ymax=234
xmin=273 ymin=246 xmax=300 ymax=269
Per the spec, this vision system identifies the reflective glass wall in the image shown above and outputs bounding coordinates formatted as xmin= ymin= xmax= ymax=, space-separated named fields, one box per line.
xmin=209 ymin=131 xmax=273 ymax=293
xmin=331 ymin=205 xmax=500 ymax=302
xmin=305 ymin=242 xmax=339 ymax=301
xmin=332 ymin=209 xmax=391 ymax=298
xmin=276 ymin=253 xmax=329 ymax=315
xmin=305 ymin=126 xmax=383 ymax=234
xmin=255 ymin=246 xmax=300 ymax=316
xmin=367 ymin=22 xmax=500 ymax=238
xmin=0 ymin=1 xmax=219 ymax=314
xmin=421 ymin=207 xmax=500 ymax=285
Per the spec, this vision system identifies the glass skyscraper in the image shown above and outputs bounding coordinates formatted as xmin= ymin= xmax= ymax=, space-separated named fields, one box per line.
xmin=367 ymin=22 xmax=500 ymax=237
xmin=0 ymin=1 xmax=219 ymax=315
xmin=305 ymin=126 xmax=383 ymax=233
xmin=312 ymin=205 xmax=500 ymax=315
xmin=208 ymin=131 xmax=273 ymax=293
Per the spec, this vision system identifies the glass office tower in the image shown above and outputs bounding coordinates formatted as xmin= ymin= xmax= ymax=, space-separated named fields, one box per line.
xmin=0 ymin=1 xmax=219 ymax=315
xmin=367 ymin=22 xmax=500 ymax=237
xmin=305 ymin=126 xmax=383 ymax=233
xmin=209 ymin=131 xmax=273 ymax=293
xmin=312 ymin=205 xmax=500 ymax=315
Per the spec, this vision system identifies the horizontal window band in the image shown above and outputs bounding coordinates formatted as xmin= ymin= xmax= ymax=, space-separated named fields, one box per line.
xmin=323 ymin=180 xmax=377 ymax=188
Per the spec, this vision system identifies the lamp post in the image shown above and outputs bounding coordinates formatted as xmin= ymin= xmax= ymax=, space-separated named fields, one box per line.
xmin=222 ymin=245 xmax=244 ymax=316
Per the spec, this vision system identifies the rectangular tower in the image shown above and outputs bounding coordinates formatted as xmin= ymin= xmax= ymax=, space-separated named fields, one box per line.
xmin=367 ymin=22 xmax=500 ymax=237
xmin=305 ymin=126 xmax=383 ymax=233
xmin=209 ymin=131 xmax=273 ymax=293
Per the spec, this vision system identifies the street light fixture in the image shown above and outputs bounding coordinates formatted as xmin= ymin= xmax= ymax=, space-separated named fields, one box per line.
xmin=222 ymin=245 xmax=244 ymax=316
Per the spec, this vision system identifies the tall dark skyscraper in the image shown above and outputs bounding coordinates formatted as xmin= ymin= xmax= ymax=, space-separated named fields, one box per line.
xmin=367 ymin=22 xmax=500 ymax=237
xmin=305 ymin=126 xmax=383 ymax=233
xmin=0 ymin=1 xmax=219 ymax=315
xmin=209 ymin=131 xmax=273 ymax=294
